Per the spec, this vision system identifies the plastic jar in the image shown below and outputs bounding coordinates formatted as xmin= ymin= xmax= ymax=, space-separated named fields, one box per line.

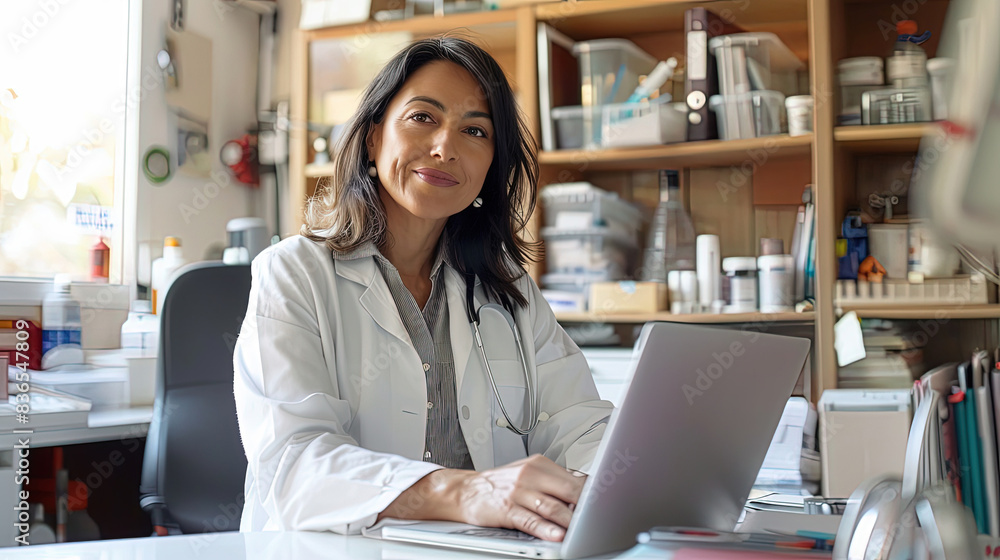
xmin=758 ymin=254 xmax=795 ymax=313
xmin=785 ymin=95 xmax=814 ymax=137
xmin=722 ymin=257 xmax=758 ymax=313
xmin=926 ymin=57 xmax=954 ymax=121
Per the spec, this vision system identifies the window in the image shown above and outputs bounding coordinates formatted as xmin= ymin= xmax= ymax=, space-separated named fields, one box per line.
xmin=0 ymin=0 xmax=134 ymax=284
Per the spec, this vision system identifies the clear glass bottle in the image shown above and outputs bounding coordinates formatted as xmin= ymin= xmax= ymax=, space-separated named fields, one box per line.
xmin=641 ymin=170 xmax=697 ymax=283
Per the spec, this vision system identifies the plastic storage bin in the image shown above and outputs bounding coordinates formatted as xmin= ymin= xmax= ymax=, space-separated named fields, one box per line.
xmin=600 ymin=96 xmax=686 ymax=148
xmin=709 ymin=90 xmax=786 ymax=140
xmin=861 ymin=87 xmax=931 ymax=124
xmin=551 ymin=105 xmax=584 ymax=150
xmin=540 ymin=182 xmax=644 ymax=240
xmin=541 ymin=271 xmax=615 ymax=294
xmin=542 ymin=226 xmax=638 ymax=279
xmin=838 ymin=57 xmax=885 ymax=125
xmin=573 ymin=39 xmax=658 ymax=106
xmin=572 ymin=39 xmax=657 ymax=148
xmin=708 ymin=32 xmax=804 ymax=96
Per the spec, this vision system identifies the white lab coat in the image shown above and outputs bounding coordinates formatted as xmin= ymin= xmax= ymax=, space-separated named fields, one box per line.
xmin=233 ymin=235 xmax=613 ymax=534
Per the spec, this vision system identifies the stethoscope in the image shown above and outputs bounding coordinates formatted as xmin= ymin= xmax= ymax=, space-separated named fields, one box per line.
xmin=464 ymin=274 xmax=541 ymax=436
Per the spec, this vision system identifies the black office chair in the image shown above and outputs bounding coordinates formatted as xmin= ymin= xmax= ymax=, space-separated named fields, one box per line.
xmin=139 ymin=261 xmax=252 ymax=535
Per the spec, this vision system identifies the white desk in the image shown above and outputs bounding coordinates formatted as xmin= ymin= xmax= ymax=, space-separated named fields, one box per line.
xmin=0 ymin=406 xmax=153 ymax=449
xmin=0 ymin=530 xmax=702 ymax=559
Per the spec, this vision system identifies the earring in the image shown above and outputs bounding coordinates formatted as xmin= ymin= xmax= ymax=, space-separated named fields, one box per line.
xmin=367 ymin=161 xmax=377 ymax=178
xmin=472 ymin=197 xmax=483 ymax=208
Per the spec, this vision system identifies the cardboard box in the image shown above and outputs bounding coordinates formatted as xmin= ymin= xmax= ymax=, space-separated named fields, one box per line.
xmin=589 ymin=281 xmax=667 ymax=314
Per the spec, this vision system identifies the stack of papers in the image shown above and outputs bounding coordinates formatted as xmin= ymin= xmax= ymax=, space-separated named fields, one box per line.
xmin=755 ymin=397 xmax=820 ymax=494
xmin=0 ymin=381 xmax=91 ymax=431
xmin=838 ymin=319 xmax=926 ymax=389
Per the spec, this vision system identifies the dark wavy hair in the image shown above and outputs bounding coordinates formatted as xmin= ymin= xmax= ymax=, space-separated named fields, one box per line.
xmin=301 ymin=36 xmax=540 ymax=310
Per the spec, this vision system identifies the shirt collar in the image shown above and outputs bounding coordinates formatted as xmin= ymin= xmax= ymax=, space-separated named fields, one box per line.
xmin=330 ymin=235 xmax=452 ymax=277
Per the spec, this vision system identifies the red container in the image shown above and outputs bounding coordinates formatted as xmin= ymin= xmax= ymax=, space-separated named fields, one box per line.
xmin=0 ymin=319 xmax=42 ymax=371
xmin=91 ymin=238 xmax=110 ymax=283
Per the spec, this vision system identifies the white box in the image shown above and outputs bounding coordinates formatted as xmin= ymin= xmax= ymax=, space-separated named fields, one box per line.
xmin=541 ymin=290 xmax=587 ymax=313
xmin=127 ymin=356 xmax=156 ymax=406
xmin=72 ymin=284 xmax=130 ymax=350
xmin=819 ymin=389 xmax=912 ymax=498
xmin=601 ymin=98 xmax=686 ymax=148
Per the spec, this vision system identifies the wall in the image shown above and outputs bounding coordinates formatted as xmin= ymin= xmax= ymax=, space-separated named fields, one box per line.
xmin=272 ymin=0 xmax=302 ymax=104
xmin=136 ymin=0 xmax=265 ymax=276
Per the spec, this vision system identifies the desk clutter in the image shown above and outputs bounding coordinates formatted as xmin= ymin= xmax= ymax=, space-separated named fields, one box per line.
xmin=836 ymin=319 xmax=928 ymax=389
xmin=540 ymin=179 xmax=816 ymax=316
xmin=835 ymin=203 xmax=995 ymax=309
xmin=817 ymin=351 xmax=1000 ymax=541
xmin=916 ymin=353 xmax=1000 ymax=538
xmin=754 ymin=397 xmax=821 ymax=495
xmin=539 ymin=8 xmax=809 ymax=152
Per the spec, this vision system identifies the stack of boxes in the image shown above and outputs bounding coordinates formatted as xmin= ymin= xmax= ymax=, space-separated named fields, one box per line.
xmin=539 ymin=182 xmax=645 ymax=313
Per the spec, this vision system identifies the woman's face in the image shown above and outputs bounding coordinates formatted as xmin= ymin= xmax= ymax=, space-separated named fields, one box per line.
xmin=368 ymin=60 xmax=496 ymax=223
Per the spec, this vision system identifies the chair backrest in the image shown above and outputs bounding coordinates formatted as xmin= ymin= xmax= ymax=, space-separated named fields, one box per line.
xmin=139 ymin=261 xmax=252 ymax=534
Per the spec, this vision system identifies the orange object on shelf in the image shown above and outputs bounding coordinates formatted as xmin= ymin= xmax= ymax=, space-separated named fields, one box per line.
xmin=859 ymin=255 xmax=887 ymax=283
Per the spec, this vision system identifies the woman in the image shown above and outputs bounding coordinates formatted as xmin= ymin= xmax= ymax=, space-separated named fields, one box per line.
xmin=233 ymin=36 xmax=613 ymax=542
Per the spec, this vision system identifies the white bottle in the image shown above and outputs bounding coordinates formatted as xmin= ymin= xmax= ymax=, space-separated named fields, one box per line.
xmin=120 ymin=300 xmax=160 ymax=357
xmin=151 ymin=237 xmax=187 ymax=315
xmin=28 ymin=504 xmax=56 ymax=545
xmin=41 ymin=274 xmax=84 ymax=370
xmin=696 ymin=234 xmax=721 ymax=312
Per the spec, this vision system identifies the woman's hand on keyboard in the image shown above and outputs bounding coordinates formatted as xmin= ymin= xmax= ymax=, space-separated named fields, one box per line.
xmin=376 ymin=454 xmax=586 ymax=542
xmin=453 ymin=454 xmax=586 ymax=542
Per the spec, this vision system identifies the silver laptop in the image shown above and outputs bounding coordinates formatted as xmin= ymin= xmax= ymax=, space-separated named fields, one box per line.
xmin=381 ymin=322 xmax=811 ymax=559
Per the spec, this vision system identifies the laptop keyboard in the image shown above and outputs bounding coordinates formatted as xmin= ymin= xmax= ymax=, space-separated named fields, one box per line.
xmin=451 ymin=527 xmax=540 ymax=541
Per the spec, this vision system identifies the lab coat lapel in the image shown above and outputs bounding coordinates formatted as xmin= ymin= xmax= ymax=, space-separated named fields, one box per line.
xmin=335 ymin=258 xmax=411 ymax=347
xmin=445 ymin=267 xmax=497 ymax=469
xmin=445 ymin=267 xmax=476 ymax=394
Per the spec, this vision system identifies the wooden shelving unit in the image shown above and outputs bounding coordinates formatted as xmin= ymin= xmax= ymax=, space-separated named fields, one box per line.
xmin=824 ymin=0 xmax=999 ymax=391
xmin=555 ymin=311 xmax=815 ymax=324
xmin=288 ymin=0 xmax=999 ymax=401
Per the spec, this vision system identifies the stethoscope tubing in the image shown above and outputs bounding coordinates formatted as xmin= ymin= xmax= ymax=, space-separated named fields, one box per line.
xmin=472 ymin=316 xmax=538 ymax=436
xmin=465 ymin=273 xmax=539 ymax=436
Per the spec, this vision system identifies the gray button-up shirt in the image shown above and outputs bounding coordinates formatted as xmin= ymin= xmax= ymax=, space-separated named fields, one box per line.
xmin=331 ymin=239 xmax=475 ymax=470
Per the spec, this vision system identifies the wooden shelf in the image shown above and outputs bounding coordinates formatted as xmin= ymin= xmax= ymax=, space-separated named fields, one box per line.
xmin=833 ymin=124 xmax=935 ymax=153
xmin=536 ymin=0 xmax=809 ymax=37
xmin=304 ymin=163 xmax=336 ymax=178
xmin=303 ymin=8 xmax=519 ymax=41
xmin=838 ymin=304 xmax=1000 ymax=320
xmin=537 ymin=134 xmax=812 ymax=171
xmin=554 ymin=311 xmax=815 ymax=324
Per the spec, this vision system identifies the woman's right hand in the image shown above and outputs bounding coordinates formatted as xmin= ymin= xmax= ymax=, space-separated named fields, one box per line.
xmin=379 ymin=454 xmax=587 ymax=541
xmin=453 ymin=454 xmax=586 ymax=541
